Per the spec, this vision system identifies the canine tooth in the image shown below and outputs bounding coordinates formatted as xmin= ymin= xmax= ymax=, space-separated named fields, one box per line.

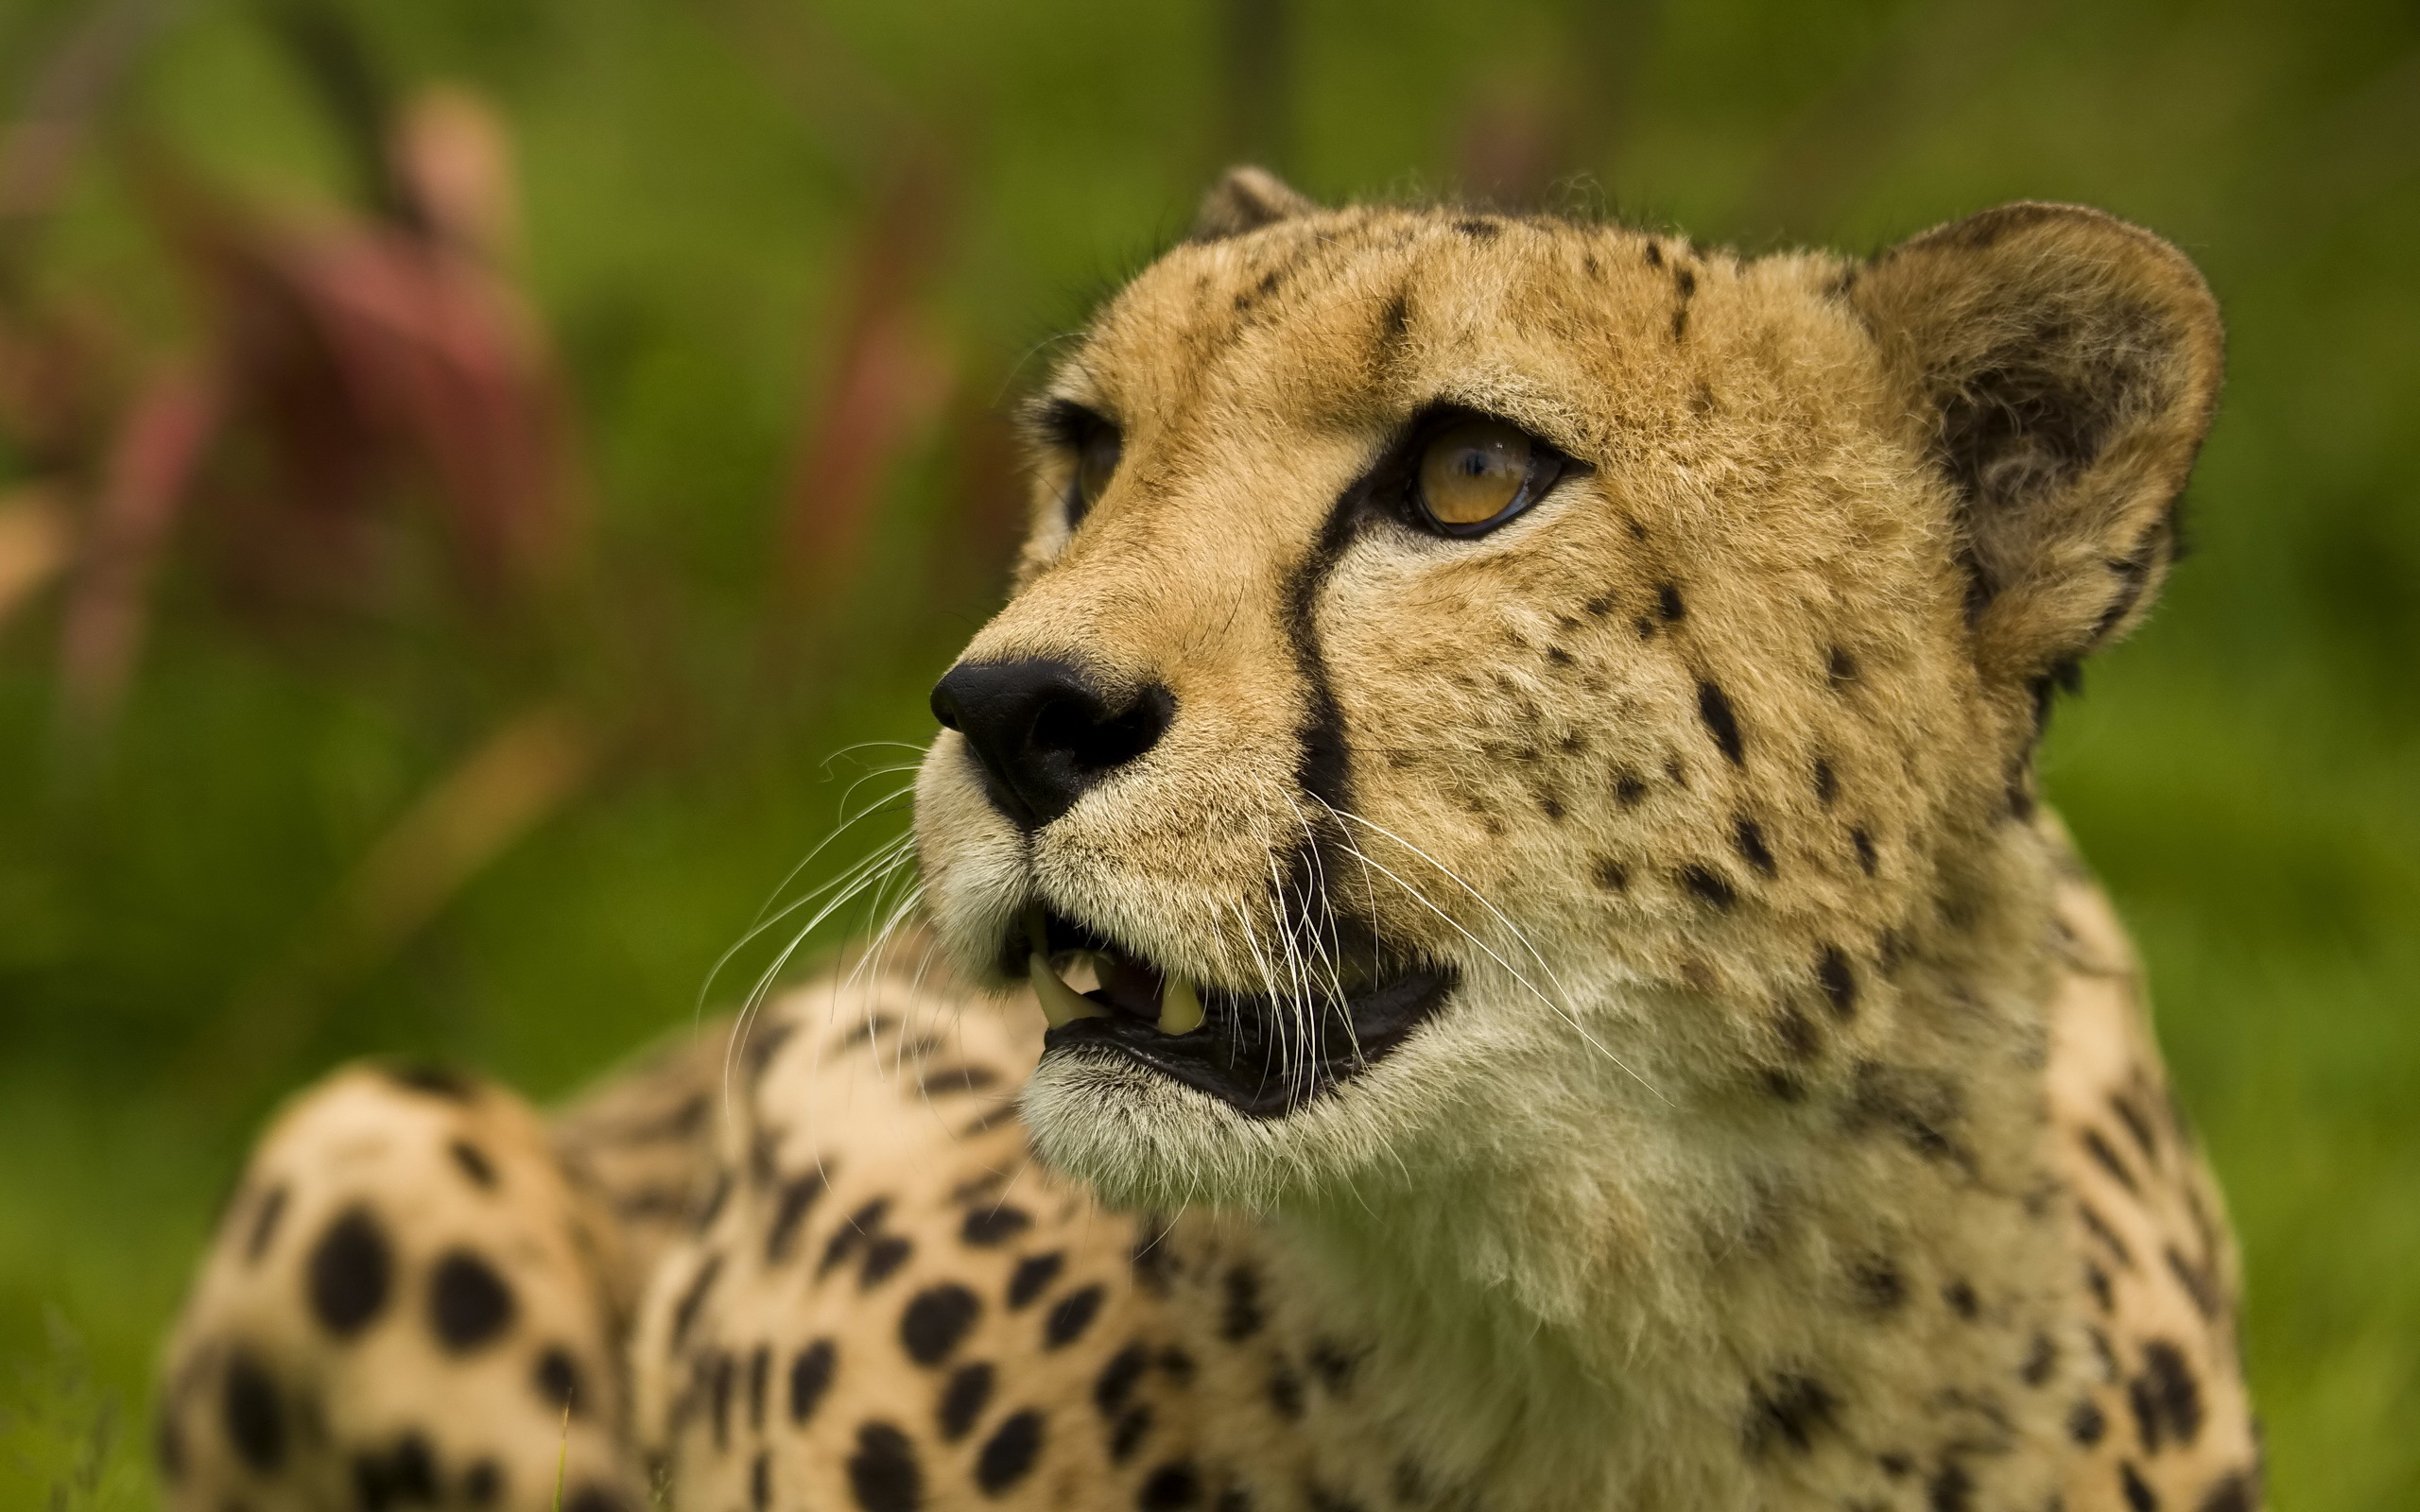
xmin=1158 ymin=974 xmax=1205 ymax=1036
xmin=1029 ymin=952 xmax=1106 ymax=1028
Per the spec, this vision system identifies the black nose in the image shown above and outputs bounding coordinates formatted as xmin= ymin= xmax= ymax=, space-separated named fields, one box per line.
xmin=930 ymin=658 xmax=1174 ymax=830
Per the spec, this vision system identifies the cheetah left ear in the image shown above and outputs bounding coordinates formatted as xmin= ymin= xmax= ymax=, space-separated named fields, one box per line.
xmin=1190 ymin=165 xmax=1317 ymax=242
xmin=1850 ymin=202 xmax=2224 ymax=687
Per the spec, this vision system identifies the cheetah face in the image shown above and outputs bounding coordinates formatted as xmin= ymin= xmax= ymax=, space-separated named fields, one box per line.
xmin=912 ymin=171 xmax=2221 ymax=1211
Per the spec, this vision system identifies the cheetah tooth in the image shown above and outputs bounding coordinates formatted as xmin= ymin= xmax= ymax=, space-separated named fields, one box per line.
xmin=1157 ymin=975 xmax=1205 ymax=1036
xmin=1029 ymin=953 xmax=1106 ymax=1028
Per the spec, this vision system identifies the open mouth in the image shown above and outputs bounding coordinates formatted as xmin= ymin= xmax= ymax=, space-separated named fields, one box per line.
xmin=1012 ymin=907 xmax=1456 ymax=1119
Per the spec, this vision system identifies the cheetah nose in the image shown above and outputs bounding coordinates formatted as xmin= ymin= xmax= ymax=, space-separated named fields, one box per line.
xmin=930 ymin=658 xmax=1174 ymax=830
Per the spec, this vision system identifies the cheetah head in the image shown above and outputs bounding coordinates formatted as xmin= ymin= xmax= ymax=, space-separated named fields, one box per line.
xmin=913 ymin=169 xmax=2221 ymax=1212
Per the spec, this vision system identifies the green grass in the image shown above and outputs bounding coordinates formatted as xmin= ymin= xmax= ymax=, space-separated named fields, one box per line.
xmin=3 ymin=0 xmax=2416 ymax=1506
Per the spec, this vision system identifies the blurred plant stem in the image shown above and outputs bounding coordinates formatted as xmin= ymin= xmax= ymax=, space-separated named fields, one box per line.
xmin=190 ymin=699 xmax=599 ymax=1112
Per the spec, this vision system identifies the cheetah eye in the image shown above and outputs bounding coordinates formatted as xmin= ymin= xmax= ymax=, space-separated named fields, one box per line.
xmin=1403 ymin=414 xmax=1574 ymax=536
xmin=1073 ymin=424 xmax=1122 ymax=523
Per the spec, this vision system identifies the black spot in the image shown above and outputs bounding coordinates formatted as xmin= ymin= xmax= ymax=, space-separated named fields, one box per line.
xmin=1671 ymin=305 xmax=1689 ymax=341
xmin=351 ymin=1433 xmax=438 ymax=1511
xmin=751 ymin=1452 xmax=772 ymax=1511
xmin=429 ymin=1249 xmax=516 ymax=1352
xmin=381 ymin=1059 xmax=475 ymax=1100
xmin=1307 ymin=1339 xmax=1358 ymax=1394
xmin=1096 ymin=1344 xmax=1150 ymax=1416
xmin=244 ymin=1185 xmax=287 ymax=1263
xmin=1679 ymin=865 xmax=1736 ymax=909
xmin=976 ymin=1409 xmax=1044 ymax=1494
xmin=1746 ymin=1374 xmax=1836 ymax=1455
xmin=1141 ymin=1461 xmax=1203 ymax=1509
xmin=462 ymin=1458 xmax=502 ymax=1504
xmin=749 ymin=1343 xmax=769 ymax=1428
xmin=961 ymin=1206 xmax=1031 ymax=1247
xmin=790 ymin=1339 xmax=837 ymax=1424
xmin=939 ymin=1361 xmax=994 ymax=1441
xmin=1732 ymin=817 xmax=1776 ymax=876
xmin=1880 ymin=1452 xmax=1913 ymax=1478
xmin=1456 ymin=217 xmax=1500 ymax=240
xmin=1219 ymin=1265 xmax=1264 ymax=1341
xmin=1592 ymin=858 xmax=1629 ymax=892
xmin=711 ymin=1351 xmax=735 ymax=1448
xmin=1775 ymin=1006 xmax=1820 ymax=1060
xmin=1540 ymin=794 xmax=1566 ymax=821
xmin=1675 ymin=266 xmax=1697 ymax=299
xmin=1818 ymin=949 xmax=1858 ymax=1019
xmin=1812 ymin=759 xmax=1838 ymax=806
xmin=1827 ymin=647 xmax=1858 ymax=686
xmin=1645 ymin=240 xmax=1663 ymax=266
xmin=2082 ymin=1128 xmax=2142 ymax=1194
xmin=1045 ymin=1285 xmax=1105 ymax=1349
xmin=1635 ymin=614 xmax=1658 ymax=639
xmin=1696 ymin=682 xmax=1743 ymax=765
xmin=1657 ymin=583 xmax=1686 ymax=622
xmin=1613 ymin=768 xmax=1647 ymax=807
xmin=671 ymin=1254 xmax=721 ymax=1345
xmin=1944 ymin=1280 xmax=1979 ymax=1319
xmin=2071 ymin=1397 xmax=2109 ymax=1445
xmin=447 ymin=1139 xmax=497 ymax=1190
xmin=1215 ymin=1488 xmax=1253 ymax=1512
xmin=821 ymin=1198 xmax=890 ymax=1278
xmin=562 ymin=1487 xmax=630 ymax=1512
xmin=2085 ymin=1261 xmax=2115 ymax=1312
xmin=1852 ymin=829 xmax=1878 ymax=875
xmin=307 ymin=1207 xmax=393 ymax=1338
xmin=1111 ymin=1403 xmax=1154 ymax=1461
xmin=862 ymin=1236 xmax=914 ymax=1288
xmin=902 ymin=1284 xmax=982 ymax=1366
xmin=1267 ymin=1360 xmax=1305 ymax=1420
xmin=1131 ymin=1219 xmax=1178 ymax=1292
xmin=1007 ymin=1252 xmax=1063 ymax=1310
xmin=1928 ymin=1462 xmax=1974 ymax=1512
xmin=2129 ymin=1339 xmax=2204 ymax=1452
xmin=1305 ymin=1486 xmax=1365 ymax=1512
xmin=1583 ymin=593 xmax=1616 ymax=616
xmin=848 ymin=1420 xmax=923 ymax=1512
xmin=1854 ymin=1258 xmax=1905 ymax=1311
xmin=153 ymin=1403 xmax=183 ymax=1483
xmin=2198 ymin=1472 xmax=2255 ymax=1512
xmin=1376 ymin=292 xmax=1410 ymax=350
xmin=2121 ymin=1462 xmax=2160 ymax=1512
xmin=2081 ymin=1201 xmax=2135 ymax=1267
xmin=2166 ymin=1245 xmax=2224 ymax=1321
xmin=765 ymin=1172 xmax=828 ymax=1263
xmin=2108 ymin=1090 xmax=2160 ymax=1160
xmin=219 ymin=1350 xmax=284 ymax=1473
xmin=919 ymin=1064 xmax=999 ymax=1094
xmin=534 ymin=1347 xmax=582 ymax=1415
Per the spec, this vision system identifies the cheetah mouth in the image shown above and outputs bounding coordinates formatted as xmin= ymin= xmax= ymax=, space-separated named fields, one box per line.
xmin=1011 ymin=908 xmax=1456 ymax=1120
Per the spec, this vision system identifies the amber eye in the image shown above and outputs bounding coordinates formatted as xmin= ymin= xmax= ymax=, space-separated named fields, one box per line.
xmin=1416 ymin=420 xmax=1533 ymax=529
xmin=1074 ymin=425 xmax=1123 ymax=518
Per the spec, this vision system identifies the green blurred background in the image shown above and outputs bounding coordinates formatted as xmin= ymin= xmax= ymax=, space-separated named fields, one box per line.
xmin=0 ymin=0 xmax=2411 ymax=1504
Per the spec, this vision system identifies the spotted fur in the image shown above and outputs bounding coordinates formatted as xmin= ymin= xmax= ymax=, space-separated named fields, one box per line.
xmin=161 ymin=174 xmax=2256 ymax=1511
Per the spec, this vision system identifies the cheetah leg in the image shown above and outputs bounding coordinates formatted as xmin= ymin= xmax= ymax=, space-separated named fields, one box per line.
xmin=157 ymin=1062 xmax=647 ymax=1512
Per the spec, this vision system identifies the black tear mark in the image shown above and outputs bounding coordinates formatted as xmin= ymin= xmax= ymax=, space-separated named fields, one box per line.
xmin=1732 ymin=817 xmax=1776 ymax=876
xmin=1679 ymin=866 xmax=1736 ymax=909
xmin=1745 ymin=1374 xmax=1837 ymax=1456
xmin=2129 ymin=1339 xmax=2204 ymax=1452
xmin=1697 ymin=682 xmax=1745 ymax=765
xmin=1818 ymin=948 xmax=1858 ymax=1019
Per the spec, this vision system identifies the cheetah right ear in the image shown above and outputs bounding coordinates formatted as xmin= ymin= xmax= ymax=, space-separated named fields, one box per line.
xmin=1850 ymin=203 xmax=2224 ymax=689
xmin=1190 ymin=165 xmax=1317 ymax=242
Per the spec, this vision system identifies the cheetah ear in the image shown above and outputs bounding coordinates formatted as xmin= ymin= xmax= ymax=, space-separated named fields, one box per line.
xmin=1190 ymin=165 xmax=1317 ymax=242
xmin=1850 ymin=202 xmax=2223 ymax=687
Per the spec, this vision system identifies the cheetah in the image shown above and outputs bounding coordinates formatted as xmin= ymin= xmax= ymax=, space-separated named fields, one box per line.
xmin=158 ymin=169 xmax=2261 ymax=1511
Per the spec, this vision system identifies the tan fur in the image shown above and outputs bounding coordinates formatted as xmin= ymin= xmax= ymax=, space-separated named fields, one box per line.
xmin=160 ymin=178 xmax=2256 ymax=1511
